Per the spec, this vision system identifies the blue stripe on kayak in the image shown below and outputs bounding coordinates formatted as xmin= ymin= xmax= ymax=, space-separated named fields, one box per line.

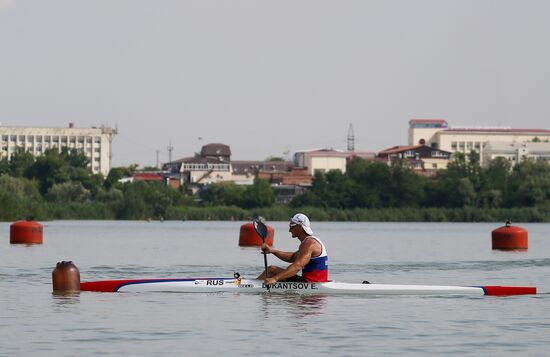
xmin=468 ymin=286 xmax=487 ymax=295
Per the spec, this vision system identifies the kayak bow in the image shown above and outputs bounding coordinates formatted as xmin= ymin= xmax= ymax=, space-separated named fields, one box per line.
xmin=80 ymin=278 xmax=537 ymax=296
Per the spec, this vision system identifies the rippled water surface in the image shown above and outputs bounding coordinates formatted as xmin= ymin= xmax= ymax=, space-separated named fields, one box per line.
xmin=1 ymin=221 xmax=549 ymax=356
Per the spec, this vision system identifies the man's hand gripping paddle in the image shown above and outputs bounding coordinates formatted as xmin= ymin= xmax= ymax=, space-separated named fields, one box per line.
xmin=253 ymin=216 xmax=270 ymax=291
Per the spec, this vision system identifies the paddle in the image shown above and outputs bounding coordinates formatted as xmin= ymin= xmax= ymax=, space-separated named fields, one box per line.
xmin=253 ymin=216 xmax=270 ymax=291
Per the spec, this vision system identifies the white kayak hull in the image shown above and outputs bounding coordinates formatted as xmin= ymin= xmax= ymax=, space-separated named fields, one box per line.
xmin=80 ymin=278 xmax=536 ymax=296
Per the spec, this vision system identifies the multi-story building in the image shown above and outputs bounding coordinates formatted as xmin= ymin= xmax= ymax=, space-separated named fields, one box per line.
xmin=377 ymin=145 xmax=452 ymax=174
xmin=164 ymin=143 xmax=235 ymax=186
xmin=482 ymin=141 xmax=550 ymax=167
xmin=293 ymin=149 xmax=376 ymax=175
xmin=408 ymin=119 xmax=550 ymax=165
xmin=0 ymin=123 xmax=117 ymax=176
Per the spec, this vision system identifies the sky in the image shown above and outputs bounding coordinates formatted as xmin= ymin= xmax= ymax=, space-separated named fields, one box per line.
xmin=1 ymin=0 xmax=549 ymax=167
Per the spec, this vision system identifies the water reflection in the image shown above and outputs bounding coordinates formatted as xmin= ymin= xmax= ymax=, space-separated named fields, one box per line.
xmin=51 ymin=291 xmax=80 ymax=306
xmin=260 ymin=293 xmax=326 ymax=319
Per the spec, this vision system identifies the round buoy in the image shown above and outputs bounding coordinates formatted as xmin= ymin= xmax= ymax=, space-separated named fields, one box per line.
xmin=10 ymin=219 xmax=43 ymax=244
xmin=492 ymin=221 xmax=528 ymax=250
xmin=52 ymin=261 xmax=81 ymax=293
xmin=239 ymin=223 xmax=274 ymax=246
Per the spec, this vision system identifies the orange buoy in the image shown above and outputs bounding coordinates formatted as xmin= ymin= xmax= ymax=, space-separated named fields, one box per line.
xmin=52 ymin=261 xmax=81 ymax=293
xmin=239 ymin=222 xmax=274 ymax=246
xmin=492 ymin=221 xmax=528 ymax=250
xmin=10 ymin=219 xmax=43 ymax=244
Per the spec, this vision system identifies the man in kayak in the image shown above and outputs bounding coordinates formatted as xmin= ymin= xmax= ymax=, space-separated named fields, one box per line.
xmin=257 ymin=213 xmax=328 ymax=285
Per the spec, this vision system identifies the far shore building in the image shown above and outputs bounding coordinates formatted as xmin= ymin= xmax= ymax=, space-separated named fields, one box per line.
xmin=163 ymin=143 xmax=233 ymax=186
xmin=294 ymin=149 xmax=376 ymax=175
xmin=408 ymin=119 xmax=550 ymax=166
xmin=162 ymin=143 xmax=312 ymax=190
xmin=377 ymin=145 xmax=452 ymax=174
xmin=482 ymin=141 xmax=550 ymax=167
xmin=0 ymin=123 xmax=117 ymax=176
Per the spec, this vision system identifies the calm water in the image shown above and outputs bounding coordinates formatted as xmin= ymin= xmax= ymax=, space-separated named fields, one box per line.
xmin=1 ymin=221 xmax=549 ymax=356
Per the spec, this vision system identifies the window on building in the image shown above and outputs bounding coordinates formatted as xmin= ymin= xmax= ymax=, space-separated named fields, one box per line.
xmin=451 ymin=142 xmax=457 ymax=150
xmin=86 ymin=137 xmax=92 ymax=143
xmin=431 ymin=151 xmax=448 ymax=158
xmin=432 ymin=163 xmax=437 ymax=169
xmin=19 ymin=135 xmax=25 ymax=141
xmin=94 ymin=148 xmax=100 ymax=152
xmin=94 ymin=137 xmax=101 ymax=143
xmin=459 ymin=142 xmax=465 ymax=149
xmin=2 ymin=135 xmax=7 ymax=142
xmin=61 ymin=137 xmax=67 ymax=143
xmin=70 ymin=136 xmax=76 ymax=143
xmin=475 ymin=142 xmax=481 ymax=150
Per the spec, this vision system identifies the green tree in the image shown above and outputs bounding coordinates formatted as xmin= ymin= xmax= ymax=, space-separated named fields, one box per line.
xmin=0 ymin=175 xmax=43 ymax=220
xmin=241 ymin=178 xmax=275 ymax=208
xmin=506 ymin=159 xmax=550 ymax=207
xmin=116 ymin=181 xmax=184 ymax=219
xmin=46 ymin=181 xmax=91 ymax=202
xmin=104 ymin=166 xmax=133 ymax=189
xmin=24 ymin=148 xmax=100 ymax=196
xmin=389 ymin=160 xmax=427 ymax=207
xmin=8 ymin=147 xmax=35 ymax=177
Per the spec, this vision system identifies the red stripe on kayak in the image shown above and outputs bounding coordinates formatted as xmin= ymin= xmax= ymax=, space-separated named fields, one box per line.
xmin=482 ymin=286 xmax=537 ymax=296
xmin=80 ymin=280 xmax=130 ymax=292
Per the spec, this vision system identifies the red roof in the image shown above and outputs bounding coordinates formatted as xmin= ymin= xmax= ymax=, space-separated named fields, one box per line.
xmin=409 ymin=119 xmax=448 ymax=124
xmin=378 ymin=145 xmax=421 ymax=154
xmin=133 ymin=173 xmax=164 ymax=181
xmin=443 ymin=128 xmax=550 ymax=134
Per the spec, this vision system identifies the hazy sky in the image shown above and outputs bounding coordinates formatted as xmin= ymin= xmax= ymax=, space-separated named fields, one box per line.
xmin=1 ymin=1 xmax=549 ymax=167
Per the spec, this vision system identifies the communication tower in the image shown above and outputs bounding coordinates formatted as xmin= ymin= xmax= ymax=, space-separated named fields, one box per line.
xmin=167 ymin=141 xmax=174 ymax=163
xmin=347 ymin=123 xmax=355 ymax=152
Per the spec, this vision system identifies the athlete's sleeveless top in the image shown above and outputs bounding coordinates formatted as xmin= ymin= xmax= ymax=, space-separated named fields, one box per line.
xmin=302 ymin=236 xmax=329 ymax=282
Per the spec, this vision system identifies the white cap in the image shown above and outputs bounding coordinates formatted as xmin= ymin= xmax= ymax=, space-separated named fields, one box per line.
xmin=290 ymin=213 xmax=314 ymax=236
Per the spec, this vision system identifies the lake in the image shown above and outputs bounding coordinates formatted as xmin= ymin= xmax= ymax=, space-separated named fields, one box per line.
xmin=1 ymin=220 xmax=549 ymax=356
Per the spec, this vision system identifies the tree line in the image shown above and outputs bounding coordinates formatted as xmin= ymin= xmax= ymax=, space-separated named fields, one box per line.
xmin=291 ymin=152 xmax=550 ymax=210
xmin=1 ymin=148 xmax=550 ymax=222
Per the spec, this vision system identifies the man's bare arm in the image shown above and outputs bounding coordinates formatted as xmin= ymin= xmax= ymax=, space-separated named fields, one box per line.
xmin=263 ymin=244 xmax=297 ymax=263
xmin=268 ymin=240 xmax=318 ymax=282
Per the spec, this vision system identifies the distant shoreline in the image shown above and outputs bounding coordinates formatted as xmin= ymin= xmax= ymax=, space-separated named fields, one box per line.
xmin=4 ymin=204 xmax=549 ymax=223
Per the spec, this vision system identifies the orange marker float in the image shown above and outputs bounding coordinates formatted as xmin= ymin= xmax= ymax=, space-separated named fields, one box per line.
xmin=10 ymin=219 xmax=43 ymax=244
xmin=492 ymin=220 xmax=528 ymax=250
xmin=239 ymin=222 xmax=274 ymax=246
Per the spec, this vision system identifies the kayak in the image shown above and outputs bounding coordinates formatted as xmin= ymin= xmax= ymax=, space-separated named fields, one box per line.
xmin=80 ymin=277 xmax=537 ymax=296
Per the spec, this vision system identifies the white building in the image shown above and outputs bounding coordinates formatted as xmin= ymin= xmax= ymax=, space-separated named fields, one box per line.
xmin=0 ymin=123 xmax=117 ymax=176
xmin=408 ymin=119 xmax=550 ymax=166
xmin=293 ymin=149 xmax=375 ymax=175
xmin=483 ymin=141 xmax=550 ymax=167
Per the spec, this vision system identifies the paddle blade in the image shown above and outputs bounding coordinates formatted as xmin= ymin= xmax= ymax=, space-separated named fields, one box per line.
xmin=253 ymin=216 xmax=268 ymax=242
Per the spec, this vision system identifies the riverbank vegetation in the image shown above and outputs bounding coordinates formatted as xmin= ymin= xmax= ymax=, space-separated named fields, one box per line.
xmin=1 ymin=148 xmax=550 ymax=222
